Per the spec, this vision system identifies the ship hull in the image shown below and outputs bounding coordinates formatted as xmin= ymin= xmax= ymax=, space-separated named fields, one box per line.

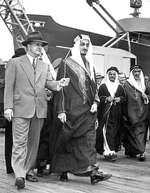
xmin=28 ymin=14 xmax=150 ymax=75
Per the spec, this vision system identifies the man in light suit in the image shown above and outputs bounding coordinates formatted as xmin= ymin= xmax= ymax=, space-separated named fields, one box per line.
xmin=4 ymin=31 xmax=69 ymax=189
xmin=4 ymin=48 xmax=26 ymax=175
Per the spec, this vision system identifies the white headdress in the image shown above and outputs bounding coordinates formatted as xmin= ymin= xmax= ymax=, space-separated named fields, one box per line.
xmin=105 ymin=70 xmax=119 ymax=97
xmin=71 ymin=34 xmax=95 ymax=80
xmin=128 ymin=69 xmax=146 ymax=93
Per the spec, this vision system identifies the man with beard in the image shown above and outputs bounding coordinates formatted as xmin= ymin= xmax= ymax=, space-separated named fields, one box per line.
xmin=123 ymin=65 xmax=149 ymax=161
xmin=50 ymin=34 xmax=112 ymax=184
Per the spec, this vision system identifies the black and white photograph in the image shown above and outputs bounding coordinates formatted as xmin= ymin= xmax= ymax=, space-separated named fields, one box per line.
xmin=0 ymin=0 xmax=150 ymax=192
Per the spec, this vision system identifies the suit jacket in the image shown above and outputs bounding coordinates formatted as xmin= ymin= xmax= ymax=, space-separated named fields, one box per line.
xmin=4 ymin=54 xmax=52 ymax=118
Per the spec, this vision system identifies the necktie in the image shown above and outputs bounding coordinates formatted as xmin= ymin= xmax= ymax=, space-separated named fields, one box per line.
xmin=32 ymin=58 xmax=37 ymax=70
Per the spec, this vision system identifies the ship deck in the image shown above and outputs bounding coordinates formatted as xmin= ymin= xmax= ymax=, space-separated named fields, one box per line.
xmin=0 ymin=132 xmax=150 ymax=193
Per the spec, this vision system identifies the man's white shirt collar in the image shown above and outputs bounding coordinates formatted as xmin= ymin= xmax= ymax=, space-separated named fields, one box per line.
xmin=26 ymin=53 xmax=37 ymax=64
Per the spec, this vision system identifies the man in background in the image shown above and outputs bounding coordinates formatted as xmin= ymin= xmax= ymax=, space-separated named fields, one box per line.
xmin=96 ymin=67 xmax=126 ymax=161
xmin=123 ymin=65 xmax=149 ymax=161
xmin=118 ymin=72 xmax=127 ymax=85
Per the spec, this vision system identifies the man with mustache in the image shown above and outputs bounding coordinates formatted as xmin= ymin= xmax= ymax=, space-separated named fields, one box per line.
xmin=123 ymin=65 xmax=149 ymax=161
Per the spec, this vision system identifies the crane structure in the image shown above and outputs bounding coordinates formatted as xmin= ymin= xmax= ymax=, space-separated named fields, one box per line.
xmin=0 ymin=0 xmax=35 ymax=47
xmin=86 ymin=0 xmax=131 ymax=52
xmin=0 ymin=0 xmax=56 ymax=78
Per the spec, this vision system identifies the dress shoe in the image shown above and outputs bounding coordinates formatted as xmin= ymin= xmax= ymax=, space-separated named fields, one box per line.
xmin=138 ymin=154 xmax=146 ymax=162
xmin=15 ymin=177 xmax=25 ymax=189
xmin=37 ymin=171 xmax=43 ymax=177
xmin=104 ymin=155 xmax=110 ymax=161
xmin=110 ymin=154 xmax=117 ymax=161
xmin=90 ymin=171 xmax=112 ymax=185
xmin=104 ymin=154 xmax=117 ymax=162
xmin=26 ymin=174 xmax=38 ymax=182
xmin=37 ymin=168 xmax=44 ymax=177
xmin=59 ymin=172 xmax=68 ymax=182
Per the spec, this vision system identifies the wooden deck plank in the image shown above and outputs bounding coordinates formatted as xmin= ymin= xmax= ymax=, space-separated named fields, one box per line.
xmin=0 ymin=133 xmax=150 ymax=193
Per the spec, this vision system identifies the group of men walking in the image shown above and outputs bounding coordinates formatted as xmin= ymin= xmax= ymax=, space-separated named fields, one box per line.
xmin=96 ymin=65 xmax=149 ymax=162
xmin=3 ymin=31 xmax=149 ymax=190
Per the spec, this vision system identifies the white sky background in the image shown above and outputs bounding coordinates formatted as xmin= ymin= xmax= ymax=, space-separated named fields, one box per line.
xmin=0 ymin=0 xmax=150 ymax=60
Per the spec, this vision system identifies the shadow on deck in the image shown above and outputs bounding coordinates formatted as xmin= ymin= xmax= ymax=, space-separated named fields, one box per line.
xmin=0 ymin=133 xmax=150 ymax=193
